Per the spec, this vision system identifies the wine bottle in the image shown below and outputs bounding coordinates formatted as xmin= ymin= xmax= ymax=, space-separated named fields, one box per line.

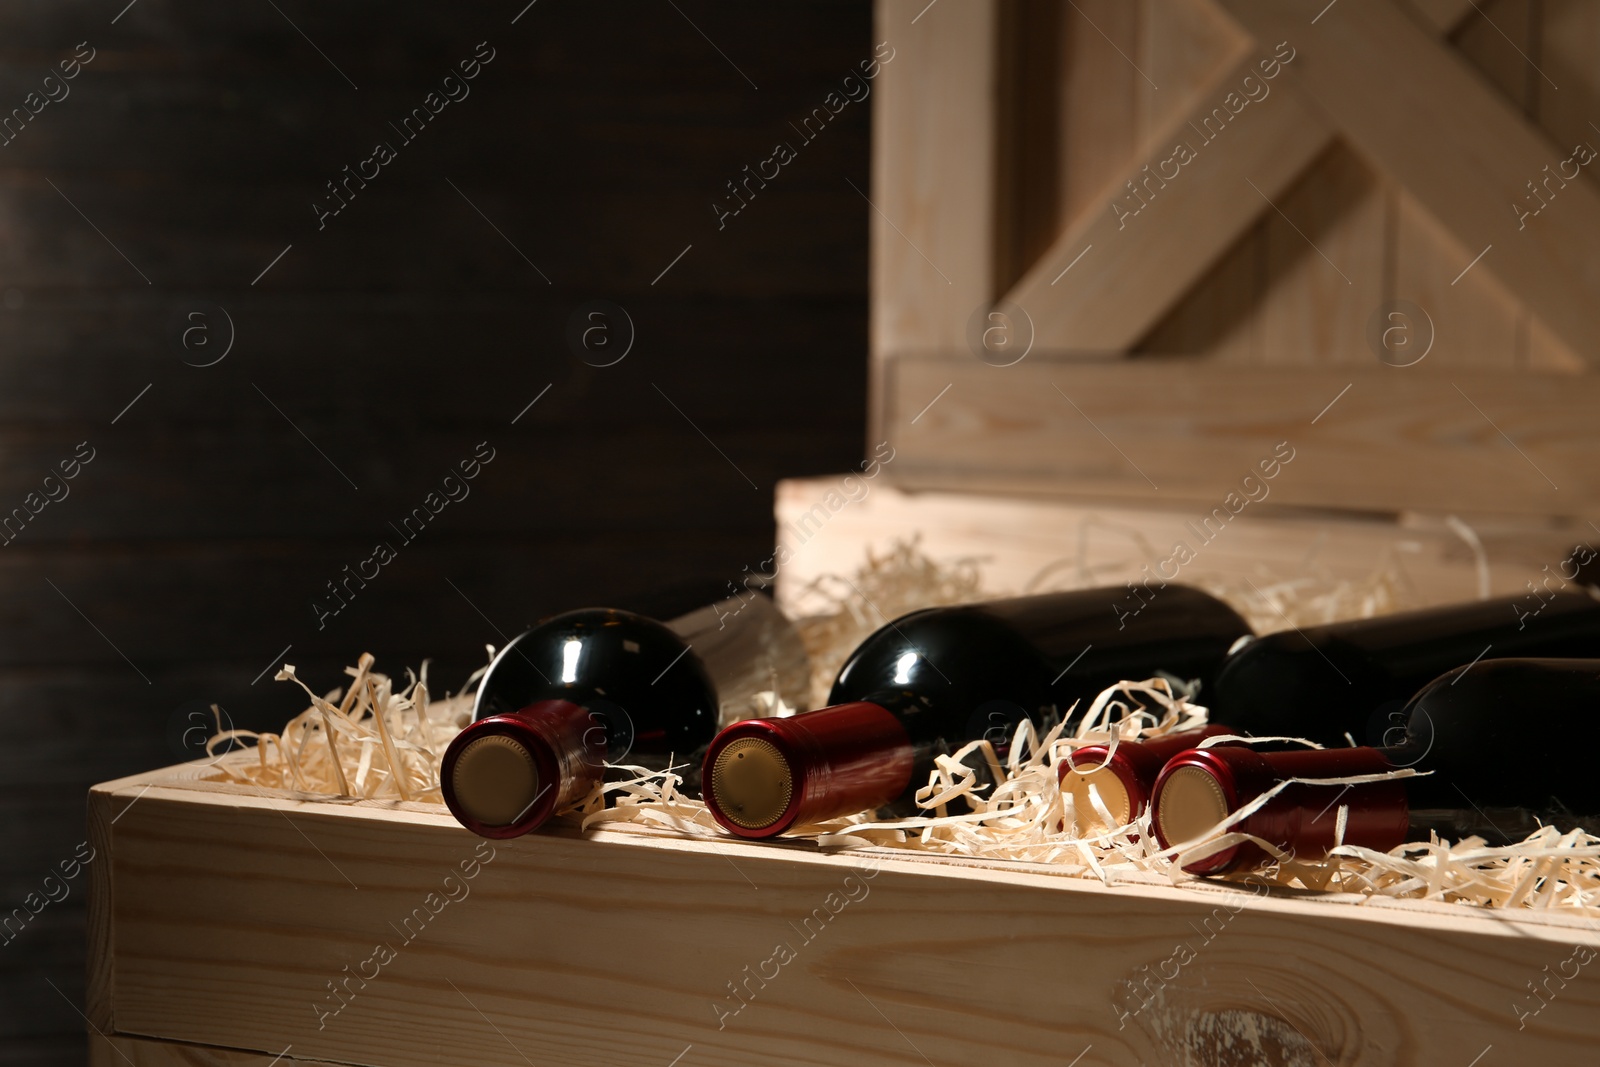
xmin=1150 ymin=658 xmax=1600 ymax=874
xmin=702 ymin=585 xmax=1252 ymax=838
xmin=1060 ymin=725 xmax=1232 ymax=834
xmin=442 ymin=591 xmax=809 ymax=838
xmin=1209 ymin=587 xmax=1600 ymax=749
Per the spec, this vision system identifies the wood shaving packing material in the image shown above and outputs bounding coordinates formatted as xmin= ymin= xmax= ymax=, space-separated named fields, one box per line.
xmin=216 ymin=537 xmax=1600 ymax=913
xmin=205 ymin=655 xmax=480 ymax=803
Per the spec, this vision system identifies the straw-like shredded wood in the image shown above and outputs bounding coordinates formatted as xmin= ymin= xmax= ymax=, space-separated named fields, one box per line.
xmin=212 ymin=537 xmax=1600 ymax=914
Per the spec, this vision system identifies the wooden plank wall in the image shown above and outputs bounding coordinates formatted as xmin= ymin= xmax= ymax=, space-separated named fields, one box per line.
xmin=1123 ymin=0 xmax=1595 ymax=369
xmin=970 ymin=0 xmax=1600 ymax=367
xmin=1030 ymin=0 xmax=1593 ymax=369
xmin=0 ymin=3 xmax=871 ymax=1064
xmin=871 ymin=0 xmax=1600 ymax=517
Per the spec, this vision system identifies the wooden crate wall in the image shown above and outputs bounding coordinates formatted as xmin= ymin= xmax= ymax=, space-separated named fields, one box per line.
xmin=1138 ymin=0 xmax=1592 ymax=371
xmin=871 ymin=0 xmax=1600 ymax=519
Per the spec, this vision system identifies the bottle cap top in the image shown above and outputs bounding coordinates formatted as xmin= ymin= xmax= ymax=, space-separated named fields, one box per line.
xmin=450 ymin=733 xmax=543 ymax=829
xmin=1153 ymin=764 xmax=1232 ymax=850
xmin=1061 ymin=756 xmax=1134 ymax=832
xmin=1059 ymin=727 xmax=1234 ymax=834
xmin=709 ymin=736 xmax=795 ymax=830
xmin=441 ymin=700 xmax=600 ymax=839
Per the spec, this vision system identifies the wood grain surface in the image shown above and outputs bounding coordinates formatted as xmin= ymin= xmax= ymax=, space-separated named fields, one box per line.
xmin=1002 ymin=50 xmax=1330 ymax=355
xmin=91 ymin=1034 xmax=342 ymax=1067
xmin=90 ymin=765 xmax=1600 ymax=1067
xmin=869 ymin=0 xmax=999 ymax=363
xmin=1214 ymin=0 xmax=1600 ymax=365
xmin=883 ymin=358 xmax=1599 ymax=517
xmin=771 ymin=476 xmax=1586 ymax=618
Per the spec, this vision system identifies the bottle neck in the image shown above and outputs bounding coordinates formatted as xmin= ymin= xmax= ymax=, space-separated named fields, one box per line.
xmin=1154 ymin=736 xmax=1600 ymax=876
xmin=701 ymin=702 xmax=914 ymax=838
xmin=1309 ymin=590 xmax=1600 ymax=692
xmin=1153 ymin=745 xmax=1410 ymax=874
xmin=1213 ymin=593 xmax=1600 ymax=748
xmin=441 ymin=700 xmax=604 ymax=839
xmin=856 ymin=686 xmax=1063 ymax=812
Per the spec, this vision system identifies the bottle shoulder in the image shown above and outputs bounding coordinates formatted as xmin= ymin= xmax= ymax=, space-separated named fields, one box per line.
xmin=827 ymin=605 xmax=1047 ymax=705
xmin=473 ymin=608 xmax=720 ymax=752
xmin=829 ymin=587 xmax=1251 ymax=713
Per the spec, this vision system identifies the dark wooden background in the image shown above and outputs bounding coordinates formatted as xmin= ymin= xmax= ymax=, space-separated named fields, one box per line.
xmin=0 ymin=2 xmax=870 ymax=1062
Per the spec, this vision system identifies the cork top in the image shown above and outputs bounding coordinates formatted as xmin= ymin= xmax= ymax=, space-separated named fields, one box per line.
xmin=1063 ymin=762 xmax=1133 ymax=834
xmin=709 ymin=736 xmax=794 ymax=830
xmin=450 ymin=733 xmax=542 ymax=828
xmin=1155 ymin=764 xmax=1231 ymax=847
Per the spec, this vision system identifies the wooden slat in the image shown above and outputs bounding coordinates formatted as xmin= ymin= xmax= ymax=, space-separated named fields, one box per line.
xmin=1214 ymin=0 xmax=1600 ymax=365
xmin=1454 ymin=0 xmax=1539 ymax=114
xmin=1002 ymin=48 xmax=1327 ymax=353
xmin=1409 ymin=0 xmax=1482 ymax=28
xmin=1394 ymin=187 xmax=1524 ymax=368
xmin=98 ymin=769 xmax=1600 ymax=1067
xmin=884 ymin=357 xmax=1600 ymax=516
xmin=1256 ymin=144 xmax=1388 ymax=365
xmin=869 ymin=0 xmax=999 ymax=373
xmin=994 ymin=0 xmax=1064 ymax=288
xmin=1136 ymin=216 xmax=1265 ymax=363
xmin=1138 ymin=0 xmax=1243 ymax=137
xmin=1537 ymin=0 xmax=1600 ymax=151
xmin=1059 ymin=0 xmax=1144 ymax=227
xmin=1139 ymin=0 xmax=1561 ymax=371
xmin=771 ymin=476 xmax=1584 ymax=619
xmin=991 ymin=0 xmax=1479 ymax=356
xmin=1127 ymin=0 xmax=1258 ymax=361
xmin=1523 ymin=0 xmax=1600 ymax=370
xmin=1435 ymin=1 xmax=1540 ymax=369
xmin=1526 ymin=311 xmax=1589 ymax=373
xmin=91 ymin=1035 xmax=346 ymax=1067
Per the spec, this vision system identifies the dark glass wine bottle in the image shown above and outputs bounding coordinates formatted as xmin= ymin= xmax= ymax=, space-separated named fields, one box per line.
xmin=701 ymin=585 xmax=1252 ymax=838
xmin=1208 ymin=588 xmax=1600 ymax=748
xmin=1151 ymin=658 xmax=1600 ymax=874
xmin=442 ymin=591 xmax=809 ymax=838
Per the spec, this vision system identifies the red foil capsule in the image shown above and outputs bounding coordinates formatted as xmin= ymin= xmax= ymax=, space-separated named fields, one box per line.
xmin=1059 ymin=725 xmax=1234 ymax=833
xmin=1150 ymin=745 xmax=1409 ymax=875
xmin=440 ymin=699 xmax=605 ymax=839
xmin=701 ymin=702 xmax=914 ymax=839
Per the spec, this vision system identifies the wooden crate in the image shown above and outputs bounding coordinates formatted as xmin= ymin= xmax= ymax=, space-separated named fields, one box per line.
xmin=772 ymin=477 xmax=1590 ymax=618
xmin=868 ymin=0 xmax=1600 ymax=519
xmin=89 ymin=759 xmax=1600 ymax=1067
xmin=86 ymin=2 xmax=1600 ymax=1064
